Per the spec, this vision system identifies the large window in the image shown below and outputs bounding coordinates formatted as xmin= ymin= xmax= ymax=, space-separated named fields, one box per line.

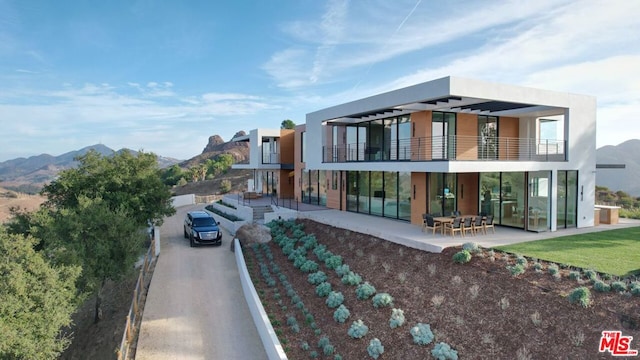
xmin=500 ymin=172 xmax=525 ymax=229
xmin=429 ymin=173 xmax=457 ymax=216
xmin=432 ymin=112 xmax=456 ymax=159
xmin=557 ymin=170 xmax=578 ymax=228
xmin=344 ymin=170 xmax=410 ymax=221
xmin=528 ymin=171 xmax=550 ymax=232
xmin=478 ymin=116 xmax=497 ymax=159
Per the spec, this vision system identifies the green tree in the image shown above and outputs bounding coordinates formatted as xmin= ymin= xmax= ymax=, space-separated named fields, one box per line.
xmin=47 ymin=196 xmax=147 ymax=322
xmin=281 ymin=119 xmax=296 ymax=129
xmin=0 ymin=227 xmax=80 ymax=359
xmin=41 ymin=149 xmax=175 ymax=226
xmin=160 ymin=164 xmax=186 ymax=186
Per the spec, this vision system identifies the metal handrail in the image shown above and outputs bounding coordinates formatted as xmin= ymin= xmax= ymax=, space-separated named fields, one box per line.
xmin=323 ymin=136 xmax=566 ymax=162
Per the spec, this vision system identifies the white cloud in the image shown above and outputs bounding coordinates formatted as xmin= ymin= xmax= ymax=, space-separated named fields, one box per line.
xmin=0 ymin=83 xmax=285 ymax=161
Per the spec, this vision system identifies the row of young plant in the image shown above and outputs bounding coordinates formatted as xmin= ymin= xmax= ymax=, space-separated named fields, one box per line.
xmin=266 ymin=219 xmax=459 ymax=360
xmin=250 ymin=242 xmax=342 ymax=359
xmin=452 ymin=242 xmax=640 ymax=309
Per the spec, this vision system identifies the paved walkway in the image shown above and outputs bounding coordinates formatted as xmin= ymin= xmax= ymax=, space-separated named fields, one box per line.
xmin=135 ymin=204 xmax=267 ymax=360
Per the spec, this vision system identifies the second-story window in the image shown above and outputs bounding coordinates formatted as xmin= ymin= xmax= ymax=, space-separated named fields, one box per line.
xmin=478 ymin=115 xmax=498 ymax=160
xmin=301 ymin=131 xmax=306 ymax=163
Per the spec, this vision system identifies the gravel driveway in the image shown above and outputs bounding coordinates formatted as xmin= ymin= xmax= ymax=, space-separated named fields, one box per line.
xmin=135 ymin=204 xmax=268 ymax=360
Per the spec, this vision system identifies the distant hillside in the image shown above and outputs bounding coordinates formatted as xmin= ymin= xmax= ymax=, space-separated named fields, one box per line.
xmin=596 ymin=139 xmax=640 ymax=196
xmin=0 ymin=144 xmax=181 ymax=193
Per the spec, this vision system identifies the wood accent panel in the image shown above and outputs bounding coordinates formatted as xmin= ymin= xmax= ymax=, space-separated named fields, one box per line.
xmin=278 ymin=169 xmax=295 ymax=198
xmin=326 ymin=170 xmax=341 ymax=210
xmin=499 ymin=117 xmax=519 ymax=160
xmin=456 ymin=113 xmax=477 ymax=160
xmin=294 ymin=125 xmax=306 ymax=201
xmin=457 ymin=173 xmax=479 ymax=215
xmin=411 ymin=111 xmax=431 ymax=160
xmin=279 ymin=129 xmax=295 ymax=164
xmin=411 ymin=172 xmax=427 ymax=225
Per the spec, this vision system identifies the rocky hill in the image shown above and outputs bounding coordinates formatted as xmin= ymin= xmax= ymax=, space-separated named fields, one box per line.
xmin=179 ymin=131 xmax=250 ymax=168
xmin=596 ymin=139 xmax=640 ymax=196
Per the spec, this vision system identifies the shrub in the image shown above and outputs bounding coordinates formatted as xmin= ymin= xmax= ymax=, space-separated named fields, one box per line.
xmin=593 ymin=280 xmax=611 ymax=292
xmin=508 ymin=263 xmax=526 ymax=276
xmin=410 ymin=323 xmax=434 ymax=345
xmin=356 ymin=282 xmax=376 ymax=300
xmin=431 ymin=342 xmax=459 ymax=360
xmin=348 ymin=319 xmax=368 ymax=339
xmin=286 ymin=316 xmax=297 ymax=327
xmin=568 ymin=287 xmax=592 ymax=308
xmin=583 ymin=269 xmax=598 ymax=282
xmin=333 ymin=304 xmax=350 ymax=323
xmin=569 ymin=271 xmax=581 ymax=280
xmin=462 ymin=242 xmax=480 ymax=253
xmin=325 ymin=255 xmax=343 ymax=270
xmin=367 ymin=338 xmax=384 ymax=359
xmin=341 ymin=271 xmax=362 ymax=286
xmin=310 ymin=350 xmax=318 ymax=358
xmin=301 ymin=234 xmax=317 ymax=250
xmin=611 ymin=281 xmax=627 ymax=292
xmin=292 ymin=229 xmax=305 ymax=239
xmin=308 ymin=271 xmax=328 ymax=285
xmin=301 ymin=341 xmax=310 ymax=351
xmin=313 ymin=244 xmax=329 ymax=261
xmin=293 ymin=255 xmax=307 ymax=269
xmin=326 ymin=291 xmax=344 ymax=308
xmin=316 ymin=282 xmax=332 ymax=297
xmin=318 ymin=336 xmax=330 ymax=349
xmin=323 ymin=344 xmax=335 ymax=356
xmin=533 ymin=262 xmax=543 ymax=272
xmin=548 ymin=264 xmax=559 ymax=276
xmin=335 ymin=264 xmax=350 ymax=277
xmin=389 ymin=308 xmax=405 ymax=329
xmin=300 ymin=259 xmax=319 ymax=273
xmin=631 ymin=282 xmax=640 ymax=296
xmin=372 ymin=293 xmax=394 ymax=308
xmin=204 ymin=205 xmax=243 ymax=221
xmin=515 ymin=255 xmax=528 ymax=267
xmin=219 ymin=179 xmax=232 ymax=193
xmin=453 ymin=250 xmax=472 ymax=264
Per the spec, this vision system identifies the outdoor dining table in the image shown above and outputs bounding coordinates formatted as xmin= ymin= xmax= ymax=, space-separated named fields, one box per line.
xmin=433 ymin=215 xmax=484 ymax=235
xmin=432 ymin=216 xmax=455 ymax=235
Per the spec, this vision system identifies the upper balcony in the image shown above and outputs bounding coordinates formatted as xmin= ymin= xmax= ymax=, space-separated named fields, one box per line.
xmin=322 ymin=135 xmax=566 ymax=163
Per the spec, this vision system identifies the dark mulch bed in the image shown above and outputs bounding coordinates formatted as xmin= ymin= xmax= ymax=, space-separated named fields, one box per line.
xmin=245 ymin=219 xmax=640 ymax=359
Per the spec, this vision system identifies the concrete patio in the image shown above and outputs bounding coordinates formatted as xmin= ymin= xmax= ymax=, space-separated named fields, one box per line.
xmin=224 ymin=194 xmax=640 ymax=253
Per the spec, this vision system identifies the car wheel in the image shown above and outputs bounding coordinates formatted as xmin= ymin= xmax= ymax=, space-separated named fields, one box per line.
xmin=189 ymin=234 xmax=195 ymax=248
xmin=184 ymin=227 xmax=188 ymax=239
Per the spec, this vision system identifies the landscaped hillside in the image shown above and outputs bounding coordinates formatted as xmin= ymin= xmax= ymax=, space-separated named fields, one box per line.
xmin=245 ymin=219 xmax=639 ymax=359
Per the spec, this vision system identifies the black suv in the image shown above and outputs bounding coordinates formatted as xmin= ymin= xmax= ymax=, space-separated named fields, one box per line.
xmin=183 ymin=211 xmax=223 ymax=247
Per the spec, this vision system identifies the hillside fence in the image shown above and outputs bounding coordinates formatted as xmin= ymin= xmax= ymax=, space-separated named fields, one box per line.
xmin=116 ymin=238 xmax=157 ymax=360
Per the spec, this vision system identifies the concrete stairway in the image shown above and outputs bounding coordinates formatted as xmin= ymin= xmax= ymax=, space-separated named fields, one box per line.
xmin=251 ymin=205 xmax=273 ymax=222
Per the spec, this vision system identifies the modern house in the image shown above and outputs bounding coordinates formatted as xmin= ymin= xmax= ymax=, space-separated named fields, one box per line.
xmin=231 ymin=128 xmax=296 ymax=199
xmin=238 ymin=76 xmax=596 ymax=232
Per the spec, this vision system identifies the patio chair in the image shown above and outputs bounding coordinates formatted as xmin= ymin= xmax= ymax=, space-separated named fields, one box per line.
xmin=484 ymin=215 xmax=496 ymax=234
xmin=422 ymin=214 xmax=441 ymax=235
xmin=472 ymin=215 xmax=485 ymax=235
xmin=444 ymin=217 xmax=463 ymax=237
xmin=462 ymin=217 xmax=474 ymax=237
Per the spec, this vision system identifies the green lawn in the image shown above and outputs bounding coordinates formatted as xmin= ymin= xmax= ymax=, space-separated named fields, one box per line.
xmin=496 ymin=226 xmax=640 ymax=277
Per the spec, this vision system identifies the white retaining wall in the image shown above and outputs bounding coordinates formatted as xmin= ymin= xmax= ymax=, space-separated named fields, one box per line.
xmin=172 ymin=194 xmax=195 ymax=208
xmin=234 ymin=239 xmax=287 ymax=360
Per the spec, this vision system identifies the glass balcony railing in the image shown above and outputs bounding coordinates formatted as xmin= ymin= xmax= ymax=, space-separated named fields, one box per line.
xmin=262 ymin=152 xmax=281 ymax=164
xmin=322 ymin=136 xmax=566 ymax=163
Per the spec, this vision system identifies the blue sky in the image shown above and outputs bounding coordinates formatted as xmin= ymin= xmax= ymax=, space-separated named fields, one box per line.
xmin=1 ymin=0 xmax=639 ymax=162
